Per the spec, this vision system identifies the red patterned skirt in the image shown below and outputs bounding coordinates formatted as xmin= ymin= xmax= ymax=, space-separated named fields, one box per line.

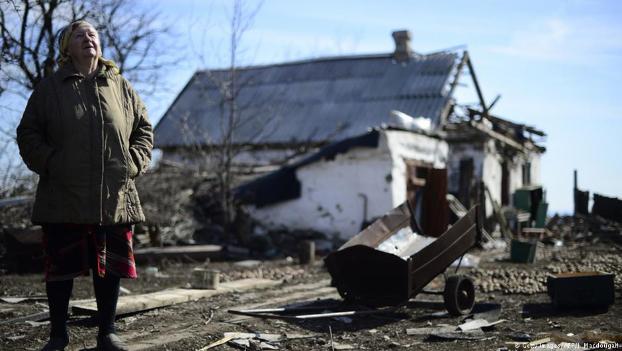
xmin=42 ymin=224 xmax=137 ymax=281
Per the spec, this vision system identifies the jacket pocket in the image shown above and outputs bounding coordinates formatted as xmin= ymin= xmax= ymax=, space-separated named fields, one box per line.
xmin=46 ymin=150 xmax=63 ymax=180
xmin=117 ymin=133 xmax=138 ymax=180
xmin=127 ymin=153 xmax=139 ymax=179
xmin=117 ymin=145 xmax=131 ymax=183
xmin=125 ymin=180 xmax=142 ymax=221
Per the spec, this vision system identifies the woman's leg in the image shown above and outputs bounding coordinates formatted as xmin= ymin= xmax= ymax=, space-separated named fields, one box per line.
xmin=93 ymin=273 xmax=129 ymax=350
xmin=41 ymin=223 xmax=86 ymax=350
xmin=44 ymin=279 xmax=73 ymax=349
xmin=92 ymin=273 xmax=120 ymax=336
xmin=91 ymin=224 xmax=134 ymax=350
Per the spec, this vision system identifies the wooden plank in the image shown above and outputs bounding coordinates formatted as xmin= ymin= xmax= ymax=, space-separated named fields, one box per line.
xmin=134 ymin=245 xmax=222 ymax=254
xmin=465 ymin=52 xmax=487 ymax=115
xmin=484 ymin=184 xmax=513 ymax=240
xmin=0 ymin=297 xmax=103 ymax=325
xmin=470 ymin=120 xmax=527 ymax=152
xmin=71 ymin=278 xmax=281 ymax=316
xmin=0 ymin=311 xmax=49 ymax=325
xmin=225 ymin=284 xmax=338 ymax=323
xmin=133 ymin=244 xmax=224 ymax=263
xmin=439 ymin=52 xmax=469 ymax=125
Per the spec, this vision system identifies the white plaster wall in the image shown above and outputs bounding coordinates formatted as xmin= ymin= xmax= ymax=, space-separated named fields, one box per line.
xmin=482 ymin=144 xmax=548 ymax=212
xmin=247 ymin=130 xmax=449 ymax=240
xmin=529 ymin=153 xmax=541 ymax=185
xmin=509 ymin=159 xmax=524 ymax=197
xmin=447 ymin=140 xmax=545 ymax=217
xmin=481 ymin=141 xmax=503 ymax=217
xmin=508 ymin=151 xmax=543 ymax=203
xmin=248 ymin=145 xmax=394 ymax=239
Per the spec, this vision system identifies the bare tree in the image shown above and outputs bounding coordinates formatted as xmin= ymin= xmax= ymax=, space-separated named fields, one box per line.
xmin=0 ymin=0 xmax=173 ymax=104
xmin=167 ymin=0 xmax=349 ymax=243
xmin=179 ymin=0 xmax=267 ymax=236
xmin=92 ymin=0 xmax=173 ymax=95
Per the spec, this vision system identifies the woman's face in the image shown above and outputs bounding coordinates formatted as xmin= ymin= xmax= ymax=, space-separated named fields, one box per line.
xmin=68 ymin=23 xmax=101 ymax=62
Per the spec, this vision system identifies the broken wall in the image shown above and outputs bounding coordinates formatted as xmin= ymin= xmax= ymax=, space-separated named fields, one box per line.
xmin=246 ymin=130 xmax=449 ymax=240
xmin=247 ymin=144 xmax=394 ymax=239
xmin=448 ymin=139 xmax=542 ymax=218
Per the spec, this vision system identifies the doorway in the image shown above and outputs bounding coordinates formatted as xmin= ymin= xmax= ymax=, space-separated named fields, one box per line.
xmin=405 ymin=160 xmax=448 ymax=237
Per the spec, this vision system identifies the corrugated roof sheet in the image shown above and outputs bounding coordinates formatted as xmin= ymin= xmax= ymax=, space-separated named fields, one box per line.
xmin=155 ymin=52 xmax=460 ymax=148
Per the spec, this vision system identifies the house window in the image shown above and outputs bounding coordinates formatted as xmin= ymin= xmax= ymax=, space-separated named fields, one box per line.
xmin=522 ymin=162 xmax=531 ymax=186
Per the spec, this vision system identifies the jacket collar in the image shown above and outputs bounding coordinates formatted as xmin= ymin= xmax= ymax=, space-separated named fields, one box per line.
xmin=59 ymin=62 xmax=113 ymax=81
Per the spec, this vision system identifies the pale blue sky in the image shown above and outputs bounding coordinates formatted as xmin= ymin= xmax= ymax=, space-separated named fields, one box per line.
xmin=146 ymin=0 xmax=621 ymax=214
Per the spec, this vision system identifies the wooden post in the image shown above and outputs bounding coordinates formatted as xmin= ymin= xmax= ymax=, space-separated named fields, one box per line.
xmin=299 ymin=240 xmax=315 ymax=265
xmin=149 ymin=224 xmax=162 ymax=247
xmin=573 ymin=169 xmax=578 ymax=216
xmin=465 ymin=52 xmax=488 ymax=117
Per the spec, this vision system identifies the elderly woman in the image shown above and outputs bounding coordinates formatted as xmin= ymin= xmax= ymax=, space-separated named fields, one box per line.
xmin=16 ymin=20 xmax=152 ymax=351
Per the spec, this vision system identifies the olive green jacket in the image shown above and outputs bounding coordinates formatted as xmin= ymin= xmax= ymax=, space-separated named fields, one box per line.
xmin=16 ymin=64 xmax=153 ymax=225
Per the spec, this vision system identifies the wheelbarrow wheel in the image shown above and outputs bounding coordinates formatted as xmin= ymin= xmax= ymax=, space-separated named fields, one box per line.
xmin=443 ymin=275 xmax=475 ymax=316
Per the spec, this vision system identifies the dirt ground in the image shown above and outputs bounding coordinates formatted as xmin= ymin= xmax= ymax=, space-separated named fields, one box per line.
xmin=1 ymin=241 xmax=621 ymax=351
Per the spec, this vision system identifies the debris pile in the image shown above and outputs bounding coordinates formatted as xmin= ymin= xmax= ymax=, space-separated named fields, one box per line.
xmin=0 ymin=198 xmax=34 ymax=272
xmin=0 ymin=200 xmax=31 ymax=230
xmin=135 ymin=167 xmax=205 ymax=245
xmin=222 ymin=265 xmax=307 ymax=283
xmin=471 ymin=268 xmax=548 ymax=294
xmin=546 ymin=251 xmax=622 ymax=288
xmin=197 ymin=332 xmax=317 ymax=351
xmin=546 ymin=214 xmax=622 ymax=243
xmin=470 ymin=249 xmax=622 ymax=295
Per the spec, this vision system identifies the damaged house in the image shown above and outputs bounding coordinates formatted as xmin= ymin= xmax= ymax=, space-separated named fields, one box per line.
xmin=154 ymin=30 xmax=546 ymax=239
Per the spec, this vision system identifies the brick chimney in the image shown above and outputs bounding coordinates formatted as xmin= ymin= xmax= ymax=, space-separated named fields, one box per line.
xmin=392 ymin=30 xmax=412 ymax=62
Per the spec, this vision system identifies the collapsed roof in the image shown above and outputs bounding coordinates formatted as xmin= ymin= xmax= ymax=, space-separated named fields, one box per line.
xmin=446 ymin=107 xmax=547 ymax=153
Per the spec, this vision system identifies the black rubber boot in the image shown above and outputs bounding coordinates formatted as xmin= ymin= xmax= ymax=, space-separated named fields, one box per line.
xmin=40 ymin=336 xmax=69 ymax=351
xmin=96 ymin=333 xmax=129 ymax=351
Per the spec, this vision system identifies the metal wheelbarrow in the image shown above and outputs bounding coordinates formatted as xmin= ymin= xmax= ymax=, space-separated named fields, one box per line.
xmin=325 ymin=201 xmax=481 ymax=316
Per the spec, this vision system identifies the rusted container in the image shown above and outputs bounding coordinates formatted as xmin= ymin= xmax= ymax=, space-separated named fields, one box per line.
xmin=547 ymin=272 xmax=615 ymax=308
xmin=325 ymin=201 xmax=481 ymax=314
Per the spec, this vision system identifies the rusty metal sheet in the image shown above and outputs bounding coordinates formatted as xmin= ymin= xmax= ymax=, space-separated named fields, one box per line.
xmin=339 ymin=202 xmax=413 ymax=250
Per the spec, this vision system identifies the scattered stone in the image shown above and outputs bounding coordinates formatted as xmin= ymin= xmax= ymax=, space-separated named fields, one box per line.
xmin=469 ymin=250 xmax=622 ymax=295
